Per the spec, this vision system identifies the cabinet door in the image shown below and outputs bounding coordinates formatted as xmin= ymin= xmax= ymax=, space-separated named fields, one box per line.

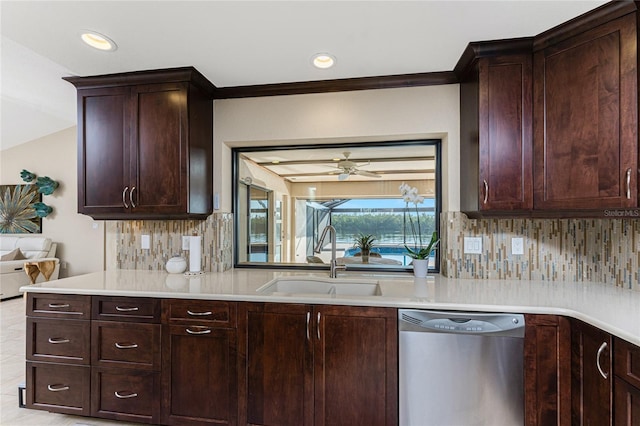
xmin=533 ymin=14 xmax=637 ymax=210
xmin=239 ymin=303 xmax=313 ymax=426
xmin=613 ymin=337 xmax=640 ymax=426
xmin=314 ymin=305 xmax=397 ymax=426
xmin=77 ymin=86 xmax=131 ymax=216
xmin=614 ymin=378 xmax=640 ymax=426
xmin=479 ymin=54 xmax=533 ymax=211
xmin=161 ymin=324 xmax=237 ymax=425
xmin=130 ymin=83 xmax=188 ymax=214
xmin=571 ymin=320 xmax=612 ymax=425
xmin=524 ymin=314 xmax=571 ymax=426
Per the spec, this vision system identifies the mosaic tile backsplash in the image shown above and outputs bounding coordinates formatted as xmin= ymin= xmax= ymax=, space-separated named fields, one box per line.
xmin=107 ymin=213 xmax=233 ymax=272
xmin=107 ymin=210 xmax=638 ymax=291
xmin=441 ymin=211 xmax=639 ymax=290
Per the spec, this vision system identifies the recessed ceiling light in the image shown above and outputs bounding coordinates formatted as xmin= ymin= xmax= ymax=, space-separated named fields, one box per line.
xmin=80 ymin=30 xmax=117 ymax=51
xmin=312 ymin=53 xmax=336 ymax=69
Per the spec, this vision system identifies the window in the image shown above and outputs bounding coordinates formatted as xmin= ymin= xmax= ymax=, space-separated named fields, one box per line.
xmin=233 ymin=140 xmax=441 ymax=272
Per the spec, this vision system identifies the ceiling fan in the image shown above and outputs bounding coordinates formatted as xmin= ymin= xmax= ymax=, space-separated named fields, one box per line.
xmin=329 ymin=152 xmax=382 ymax=181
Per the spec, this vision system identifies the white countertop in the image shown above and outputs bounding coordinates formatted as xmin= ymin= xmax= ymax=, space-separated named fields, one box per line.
xmin=21 ymin=269 xmax=640 ymax=346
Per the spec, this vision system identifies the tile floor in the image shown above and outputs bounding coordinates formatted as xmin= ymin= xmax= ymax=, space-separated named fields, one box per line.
xmin=1 ymin=297 xmax=143 ymax=425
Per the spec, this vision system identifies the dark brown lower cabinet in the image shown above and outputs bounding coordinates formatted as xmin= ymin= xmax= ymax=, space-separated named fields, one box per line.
xmin=571 ymin=319 xmax=613 ymax=425
xmin=524 ymin=314 xmax=571 ymax=425
xmin=613 ymin=337 xmax=640 ymax=425
xmin=26 ymin=362 xmax=90 ymax=416
xmin=239 ymin=303 xmax=313 ymax=426
xmin=238 ymin=302 xmax=398 ymax=426
xmin=614 ymin=378 xmax=640 ymax=426
xmin=91 ymin=368 xmax=160 ymax=423
xmin=161 ymin=320 xmax=237 ymax=425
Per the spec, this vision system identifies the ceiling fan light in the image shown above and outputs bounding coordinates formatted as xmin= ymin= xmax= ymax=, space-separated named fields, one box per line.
xmin=80 ymin=31 xmax=117 ymax=51
xmin=338 ymin=173 xmax=350 ymax=181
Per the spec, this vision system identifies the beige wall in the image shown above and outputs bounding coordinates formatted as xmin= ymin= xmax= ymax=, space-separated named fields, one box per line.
xmin=214 ymin=84 xmax=460 ymax=213
xmin=0 ymin=127 xmax=104 ymax=277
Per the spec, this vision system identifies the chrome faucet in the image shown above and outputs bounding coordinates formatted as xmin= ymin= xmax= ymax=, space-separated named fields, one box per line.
xmin=314 ymin=225 xmax=346 ymax=278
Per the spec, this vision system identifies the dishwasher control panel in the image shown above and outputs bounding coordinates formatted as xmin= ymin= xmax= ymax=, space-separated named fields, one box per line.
xmin=399 ymin=309 xmax=525 ymax=338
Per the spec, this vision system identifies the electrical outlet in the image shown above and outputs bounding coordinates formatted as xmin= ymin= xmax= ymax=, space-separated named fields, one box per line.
xmin=141 ymin=234 xmax=151 ymax=250
xmin=511 ymin=237 xmax=524 ymax=255
xmin=464 ymin=237 xmax=482 ymax=254
xmin=182 ymin=236 xmax=191 ymax=250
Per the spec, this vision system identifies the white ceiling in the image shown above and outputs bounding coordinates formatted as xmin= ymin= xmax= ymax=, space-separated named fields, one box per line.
xmin=0 ymin=0 xmax=607 ymax=150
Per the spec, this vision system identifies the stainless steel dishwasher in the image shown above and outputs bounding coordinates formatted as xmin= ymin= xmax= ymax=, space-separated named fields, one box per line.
xmin=398 ymin=309 xmax=525 ymax=426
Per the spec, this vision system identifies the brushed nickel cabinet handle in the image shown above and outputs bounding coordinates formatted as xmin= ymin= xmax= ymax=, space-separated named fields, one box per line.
xmin=115 ymin=391 xmax=138 ymax=399
xmin=306 ymin=311 xmax=311 ymax=341
xmin=596 ymin=341 xmax=609 ymax=379
xmin=130 ymin=186 xmax=136 ymax=208
xmin=48 ymin=337 xmax=70 ymax=344
xmin=123 ymin=186 xmax=129 ymax=208
xmin=626 ymin=168 xmax=632 ymax=199
xmin=483 ymin=180 xmax=489 ymax=204
xmin=47 ymin=384 xmax=69 ymax=392
xmin=187 ymin=310 xmax=213 ymax=316
xmin=317 ymin=312 xmax=321 ymax=340
xmin=48 ymin=303 xmax=69 ymax=309
xmin=115 ymin=342 xmax=138 ymax=349
xmin=186 ymin=326 xmax=211 ymax=335
xmin=115 ymin=306 xmax=139 ymax=312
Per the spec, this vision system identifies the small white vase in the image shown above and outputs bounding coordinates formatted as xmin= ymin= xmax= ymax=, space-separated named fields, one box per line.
xmin=166 ymin=256 xmax=187 ymax=274
xmin=412 ymin=259 xmax=429 ymax=278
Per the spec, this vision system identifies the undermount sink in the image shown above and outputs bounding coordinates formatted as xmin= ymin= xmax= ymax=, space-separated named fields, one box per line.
xmin=257 ymin=276 xmax=382 ymax=296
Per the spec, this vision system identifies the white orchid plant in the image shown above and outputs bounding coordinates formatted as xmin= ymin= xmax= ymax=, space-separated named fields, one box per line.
xmin=399 ymin=182 xmax=439 ymax=260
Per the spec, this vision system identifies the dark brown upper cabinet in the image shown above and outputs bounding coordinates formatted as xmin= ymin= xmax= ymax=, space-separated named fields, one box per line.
xmin=459 ymin=41 xmax=533 ymax=217
xmin=64 ymin=67 xmax=214 ymax=220
xmin=533 ymin=12 xmax=638 ymax=212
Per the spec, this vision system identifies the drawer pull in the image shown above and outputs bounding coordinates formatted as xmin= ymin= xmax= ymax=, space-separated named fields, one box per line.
xmin=48 ymin=337 xmax=70 ymax=344
xmin=48 ymin=303 xmax=70 ymax=309
xmin=187 ymin=310 xmax=213 ymax=316
xmin=115 ymin=342 xmax=138 ymax=349
xmin=186 ymin=326 xmax=211 ymax=335
xmin=115 ymin=306 xmax=139 ymax=312
xmin=47 ymin=384 xmax=69 ymax=392
xmin=115 ymin=391 xmax=138 ymax=399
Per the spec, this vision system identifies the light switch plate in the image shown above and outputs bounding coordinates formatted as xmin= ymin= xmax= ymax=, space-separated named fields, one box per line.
xmin=141 ymin=235 xmax=151 ymax=250
xmin=511 ymin=237 xmax=524 ymax=255
xmin=464 ymin=237 xmax=482 ymax=254
xmin=182 ymin=236 xmax=191 ymax=251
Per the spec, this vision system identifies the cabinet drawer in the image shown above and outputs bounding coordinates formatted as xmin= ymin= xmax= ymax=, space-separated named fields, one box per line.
xmin=27 ymin=293 xmax=91 ymax=319
xmin=26 ymin=362 xmax=90 ymax=416
xmin=92 ymin=321 xmax=160 ymax=370
xmin=163 ymin=299 xmax=237 ymax=328
xmin=27 ymin=318 xmax=90 ymax=365
xmin=615 ymin=337 xmax=640 ymax=389
xmin=91 ymin=368 xmax=160 ymax=424
xmin=93 ymin=296 xmax=160 ymax=323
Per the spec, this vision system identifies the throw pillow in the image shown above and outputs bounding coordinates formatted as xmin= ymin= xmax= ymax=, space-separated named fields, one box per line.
xmin=0 ymin=248 xmax=27 ymax=261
